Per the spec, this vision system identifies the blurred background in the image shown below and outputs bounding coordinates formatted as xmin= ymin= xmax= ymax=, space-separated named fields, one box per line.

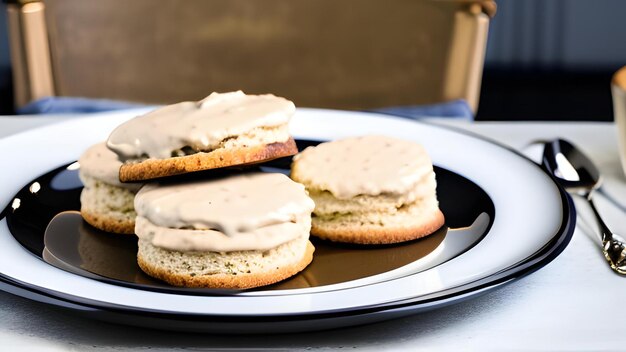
xmin=0 ymin=0 xmax=625 ymax=120
xmin=481 ymin=0 xmax=626 ymax=121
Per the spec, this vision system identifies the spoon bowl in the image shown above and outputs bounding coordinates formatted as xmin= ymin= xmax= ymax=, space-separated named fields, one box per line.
xmin=542 ymin=139 xmax=601 ymax=193
xmin=542 ymin=139 xmax=626 ymax=275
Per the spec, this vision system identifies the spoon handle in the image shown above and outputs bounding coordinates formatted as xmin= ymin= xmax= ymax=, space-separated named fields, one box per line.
xmin=586 ymin=194 xmax=626 ymax=274
xmin=585 ymin=195 xmax=613 ymax=244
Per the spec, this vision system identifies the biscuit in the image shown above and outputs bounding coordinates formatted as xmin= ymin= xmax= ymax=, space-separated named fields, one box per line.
xmin=309 ymin=196 xmax=445 ymax=244
xmin=107 ymin=91 xmax=298 ymax=182
xmin=291 ymin=135 xmax=445 ymax=244
xmin=133 ymin=172 xmax=316 ymax=289
xmin=80 ymin=177 xmax=136 ymax=234
xmin=137 ymin=236 xmax=314 ymax=289
xmin=78 ymin=143 xmax=142 ymax=234
xmin=119 ymin=137 xmax=297 ymax=182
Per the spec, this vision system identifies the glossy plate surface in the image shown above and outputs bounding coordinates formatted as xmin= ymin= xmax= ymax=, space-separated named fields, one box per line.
xmin=0 ymin=108 xmax=575 ymax=332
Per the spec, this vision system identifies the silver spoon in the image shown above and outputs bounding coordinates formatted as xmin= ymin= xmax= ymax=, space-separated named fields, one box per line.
xmin=542 ymin=139 xmax=626 ymax=275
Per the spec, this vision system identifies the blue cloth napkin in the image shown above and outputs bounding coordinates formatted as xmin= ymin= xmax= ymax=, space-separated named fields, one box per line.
xmin=18 ymin=96 xmax=473 ymax=120
xmin=17 ymin=97 xmax=146 ymax=114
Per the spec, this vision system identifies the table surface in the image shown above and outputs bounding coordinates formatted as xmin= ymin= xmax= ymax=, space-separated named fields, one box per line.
xmin=0 ymin=115 xmax=625 ymax=351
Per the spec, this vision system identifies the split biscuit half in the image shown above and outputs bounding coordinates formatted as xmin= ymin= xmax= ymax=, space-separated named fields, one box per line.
xmin=119 ymin=137 xmax=297 ymax=182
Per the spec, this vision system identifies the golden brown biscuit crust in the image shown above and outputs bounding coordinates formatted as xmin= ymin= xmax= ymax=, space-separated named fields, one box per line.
xmin=119 ymin=138 xmax=298 ymax=182
xmin=80 ymin=208 xmax=135 ymax=235
xmin=311 ymin=209 xmax=445 ymax=245
xmin=137 ymin=241 xmax=315 ymax=289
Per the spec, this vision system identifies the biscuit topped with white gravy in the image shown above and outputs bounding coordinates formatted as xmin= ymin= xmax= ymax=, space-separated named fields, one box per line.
xmin=134 ymin=172 xmax=315 ymax=289
xmin=291 ymin=135 xmax=444 ymax=244
xmin=107 ymin=91 xmax=298 ymax=182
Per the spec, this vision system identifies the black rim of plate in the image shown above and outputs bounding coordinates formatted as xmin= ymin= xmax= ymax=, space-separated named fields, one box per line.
xmin=0 ymin=111 xmax=577 ymax=325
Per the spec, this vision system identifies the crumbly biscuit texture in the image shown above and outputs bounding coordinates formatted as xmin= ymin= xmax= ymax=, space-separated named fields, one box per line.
xmin=80 ymin=175 xmax=137 ymax=234
xmin=310 ymin=198 xmax=445 ymax=244
xmin=137 ymin=236 xmax=314 ymax=289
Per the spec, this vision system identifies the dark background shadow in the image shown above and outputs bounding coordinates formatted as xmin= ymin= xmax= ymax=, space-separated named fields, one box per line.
xmin=477 ymin=0 xmax=626 ymax=121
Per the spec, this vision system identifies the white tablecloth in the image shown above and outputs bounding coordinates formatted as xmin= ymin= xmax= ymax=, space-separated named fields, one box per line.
xmin=0 ymin=116 xmax=624 ymax=351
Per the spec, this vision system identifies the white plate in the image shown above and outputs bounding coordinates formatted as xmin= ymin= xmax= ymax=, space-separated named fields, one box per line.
xmin=0 ymin=108 xmax=574 ymax=332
